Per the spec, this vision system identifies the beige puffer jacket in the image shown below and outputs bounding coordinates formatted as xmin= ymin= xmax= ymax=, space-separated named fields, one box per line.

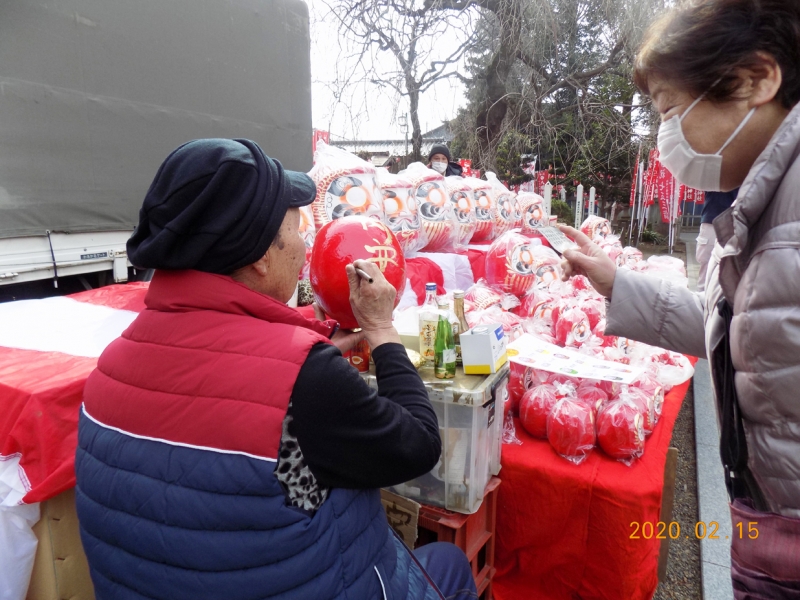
xmin=606 ymin=102 xmax=800 ymax=518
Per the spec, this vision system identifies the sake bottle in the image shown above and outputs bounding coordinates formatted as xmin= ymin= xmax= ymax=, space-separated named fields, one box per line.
xmin=434 ymin=306 xmax=456 ymax=379
xmin=419 ymin=283 xmax=439 ymax=367
xmin=452 ymin=290 xmax=469 ymax=365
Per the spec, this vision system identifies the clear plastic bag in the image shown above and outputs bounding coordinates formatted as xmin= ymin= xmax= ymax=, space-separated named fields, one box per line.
xmin=617 ymin=386 xmax=656 ymax=435
xmin=554 ymin=307 xmax=593 ymax=348
xmin=503 ymin=410 xmax=523 ymax=445
xmin=596 ymin=398 xmax=646 ymax=465
xmin=547 ymin=398 xmax=596 ymax=464
xmin=580 ymin=215 xmax=613 ymax=241
xmin=400 ymin=162 xmax=459 ymax=253
xmin=298 ymin=204 xmax=316 ymax=280
xmin=516 ymin=191 xmax=547 ymax=233
xmin=444 ymin=176 xmax=477 ymax=247
xmin=485 ymin=172 xmax=522 ymax=234
xmin=308 ymin=140 xmax=384 ymax=229
xmin=620 ymin=246 xmax=644 ymax=268
xmin=485 ymin=231 xmax=541 ymax=297
xmin=519 ymin=384 xmax=558 ymax=439
xmin=375 ymin=167 xmax=423 ymax=255
xmin=462 ymin=177 xmax=496 ymax=243
xmin=463 ymin=278 xmax=503 ymax=311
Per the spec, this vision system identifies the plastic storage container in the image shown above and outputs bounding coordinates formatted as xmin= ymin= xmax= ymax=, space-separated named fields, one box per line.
xmin=362 ymin=364 xmax=508 ymax=513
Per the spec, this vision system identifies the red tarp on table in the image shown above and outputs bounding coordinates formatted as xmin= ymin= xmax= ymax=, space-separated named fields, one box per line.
xmin=493 ymin=370 xmax=694 ymax=600
xmin=0 ymin=284 xmax=149 ymax=503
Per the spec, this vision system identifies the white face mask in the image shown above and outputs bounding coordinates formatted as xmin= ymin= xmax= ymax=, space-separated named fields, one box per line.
xmin=431 ymin=161 xmax=447 ymax=174
xmin=657 ymin=92 xmax=756 ymax=192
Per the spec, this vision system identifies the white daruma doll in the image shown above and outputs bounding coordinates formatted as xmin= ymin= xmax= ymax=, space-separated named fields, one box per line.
xmin=486 ymin=172 xmax=522 ymax=236
xmin=517 ymin=192 xmax=547 ymax=234
xmin=463 ymin=177 xmax=496 ymax=243
xmin=401 ymin=162 xmax=457 ymax=252
xmin=308 ymin=141 xmax=384 ymax=230
xmin=445 ymin=176 xmax=477 ymax=247
xmin=376 ymin=168 xmax=422 ymax=255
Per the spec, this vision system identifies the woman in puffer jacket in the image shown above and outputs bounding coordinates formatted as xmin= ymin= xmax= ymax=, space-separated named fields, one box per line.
xmin=560 ymin=0 xmax=800 ymax=596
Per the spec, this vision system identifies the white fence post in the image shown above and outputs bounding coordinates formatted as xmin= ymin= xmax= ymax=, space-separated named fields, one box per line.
xmin=575 ymin=184 xmax=584 ymax=229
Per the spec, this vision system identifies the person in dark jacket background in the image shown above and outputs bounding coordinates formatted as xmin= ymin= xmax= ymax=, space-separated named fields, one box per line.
xmin=75 ymin=138 xmax=477 ymax=600
xmin=696 ymin=189 xmax=737 ymax=291
xmin=427 ymin=144 xmax=463 ymax=177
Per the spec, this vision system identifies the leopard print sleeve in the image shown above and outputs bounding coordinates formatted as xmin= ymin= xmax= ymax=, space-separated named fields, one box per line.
xmin=275 ymin=402 xmax=330 ymax=511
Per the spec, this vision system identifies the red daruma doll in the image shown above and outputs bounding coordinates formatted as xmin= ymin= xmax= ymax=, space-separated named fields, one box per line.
xmin=485 ymin=231 xmax=539 ymax=297
xmin=519 ymin=384 xmax=558 ymax=439
xmin=596 ymin=398 xmax=646 ymax=463
xmin=547 ymin=398 xmax=596 ymax=464
xmin=310 ymin=216 xmax=406 ymax=330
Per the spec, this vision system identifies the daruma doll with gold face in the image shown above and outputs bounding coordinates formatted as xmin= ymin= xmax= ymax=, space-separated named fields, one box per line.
xmin=308 ymin=141 xmax=384 ymax=230
xmin=375 ymin=168 xmax=422 ymax=255
xmin=310 ymin=216 xmax=406 ymax=330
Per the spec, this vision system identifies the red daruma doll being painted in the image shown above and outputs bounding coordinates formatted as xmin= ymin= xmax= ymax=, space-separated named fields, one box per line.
xmin=310 ymin=216 xmax=406 ymax=329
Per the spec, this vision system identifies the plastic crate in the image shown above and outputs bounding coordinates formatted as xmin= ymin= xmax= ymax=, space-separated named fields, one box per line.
xmin=364 ymin=365 xmax=508 ymax=513
xmin=415 ymin=477 xmax=501 ymax=600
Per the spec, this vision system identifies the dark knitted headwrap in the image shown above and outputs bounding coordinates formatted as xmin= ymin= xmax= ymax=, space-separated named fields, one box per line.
xmin=127 ymin=138 xmax=315 ymax=274
xmin=428 ymin=144 xmax=452 ymax=162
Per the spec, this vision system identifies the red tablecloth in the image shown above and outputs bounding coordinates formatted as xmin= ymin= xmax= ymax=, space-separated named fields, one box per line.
xmin=493 ymin=372 xmax=694 ymax=600
xmin=0 ymin=284 xmax=148 ymax=504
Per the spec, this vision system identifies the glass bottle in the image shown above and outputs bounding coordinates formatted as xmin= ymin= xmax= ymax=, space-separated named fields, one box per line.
xmin=434 ymin=305 xmax=456 ymax=379
xmin=419 ymin=282 xmax=439 ymax=367
xmin=452 ymin=290 xmax=469 ymax=365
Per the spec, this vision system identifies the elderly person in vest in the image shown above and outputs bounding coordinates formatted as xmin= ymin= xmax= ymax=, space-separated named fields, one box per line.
xmin=560 ymin=0 xmax=800 ymax=596
xmin=75 ymin=138 xmax=477 ymax=600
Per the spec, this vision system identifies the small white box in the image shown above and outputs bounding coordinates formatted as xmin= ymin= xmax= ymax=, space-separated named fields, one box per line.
xmin=461 ymin=324 xmax=507 ymax=375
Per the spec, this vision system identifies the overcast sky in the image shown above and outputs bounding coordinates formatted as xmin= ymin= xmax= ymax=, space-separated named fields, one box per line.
xmin=305 ymin=0 xmax=471 ymax=142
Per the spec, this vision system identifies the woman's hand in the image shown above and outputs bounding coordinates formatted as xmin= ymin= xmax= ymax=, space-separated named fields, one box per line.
xmin=345 ymin=259 xmax=401 ymax=349
xmin=558 ymin=225 xmax=617 ymax=298
xmin=312 ymin=303 xmax=366 ymax=354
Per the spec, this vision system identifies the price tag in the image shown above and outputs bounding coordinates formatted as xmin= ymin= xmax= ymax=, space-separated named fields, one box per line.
xmin=537 ymin=226 xmax=579 ymax=255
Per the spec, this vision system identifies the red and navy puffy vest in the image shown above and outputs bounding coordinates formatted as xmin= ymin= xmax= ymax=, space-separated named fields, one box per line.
xmin=75 ymin=270 xmax=441 ymax=600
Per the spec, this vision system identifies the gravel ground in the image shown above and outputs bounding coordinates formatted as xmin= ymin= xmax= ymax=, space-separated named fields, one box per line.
xmin=654 ymin=383 xmax=703 ymax=599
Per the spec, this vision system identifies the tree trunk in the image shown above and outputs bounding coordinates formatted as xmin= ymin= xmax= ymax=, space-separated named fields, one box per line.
xmin=408 ymin=81 xmax=423 ymax=163
xmin=474 ymin=0 xmax=522 ymax=172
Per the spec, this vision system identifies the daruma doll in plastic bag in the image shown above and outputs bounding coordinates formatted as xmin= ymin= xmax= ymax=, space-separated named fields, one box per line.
xmin=529 ymin=245 xmax=562 ymax=289
xmin=310 ymin=216 xmax=406 ymax=330
xmin=580 ymin=215 xmax=612 ymax=241
xmin=463 ymin=177 xmax=496 ymax=243
xmin=445 ymin=176 xmax=477 ymax=247
xmin=376 ymin=168 xmax=422 ymax=255
xmin=308 ymin=141 xmax=383 ymax=229
xmin=517 ymin=192 xmax=547 ymax=234
xmin=401 ymin=162 xmax=457 ymax=252
xmin=520 ymin=384 xmax=558 ymax=439
xmin=547 ymin=398 xmax=596 ymax=464
xmin=298 ymin=205 xmax=316 ymax=280
xmin=555 ymin=307 xmax=592 ymax=348
xmin=596 ymin=399 xmax=645 ymax=463
xmin=485 ymin=231 xmax=540 ymax=297
xmin=486 ymin=172 xmax=521 ymax=236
